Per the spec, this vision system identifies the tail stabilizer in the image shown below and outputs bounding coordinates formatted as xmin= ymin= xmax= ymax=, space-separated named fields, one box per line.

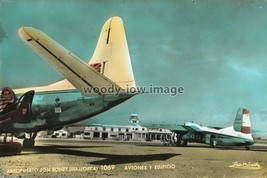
xmin=89 ymin=16 xmax=136 ymax=90
xmin=233 ymin=108 xmax=251 ymax=134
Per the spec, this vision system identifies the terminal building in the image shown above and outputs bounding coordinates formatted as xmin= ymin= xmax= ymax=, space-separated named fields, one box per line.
xmin=83 ymin=114 xmax=172 ymax=142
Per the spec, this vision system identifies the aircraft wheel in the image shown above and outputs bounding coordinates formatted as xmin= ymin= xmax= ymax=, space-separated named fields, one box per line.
xmin=23 ymin=139 xmax=35 ymax=148
xmin=0 ymin=142 xmax=22 ymax=155
xmin=181 ymin=140 xmax=188 ymax=146
xmin=210 ymin=138 xmax=216 ymax=148
xmin=175 ymin=140 xmax=182 ymax=147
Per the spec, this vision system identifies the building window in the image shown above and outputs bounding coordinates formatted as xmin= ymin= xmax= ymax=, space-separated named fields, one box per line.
xmin=93 ymin=132 xmax=100 ymax=138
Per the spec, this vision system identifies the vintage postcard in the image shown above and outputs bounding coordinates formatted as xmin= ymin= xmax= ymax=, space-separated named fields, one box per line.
xmin=0 ymin=0 xmax=267 ymax=177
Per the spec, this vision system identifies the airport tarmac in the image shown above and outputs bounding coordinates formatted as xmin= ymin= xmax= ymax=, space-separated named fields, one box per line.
xmin=0 ymin=138 xmax=267 ymax=178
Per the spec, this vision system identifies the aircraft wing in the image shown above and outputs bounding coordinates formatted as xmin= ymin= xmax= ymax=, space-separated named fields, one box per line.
xmin=18 ymin=27 xmax=122 ymax=95
xmin=183 ymin=122 xmax=222 ymax=134
xmin=148 ymin=124 xmax=188 ymax=132
xmin=150 ymin=122 xmax=223 ymax=135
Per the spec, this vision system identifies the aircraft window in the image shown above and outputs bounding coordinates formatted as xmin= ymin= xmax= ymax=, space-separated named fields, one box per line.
xmin=89 ymin=103 xmax=95 ymax=106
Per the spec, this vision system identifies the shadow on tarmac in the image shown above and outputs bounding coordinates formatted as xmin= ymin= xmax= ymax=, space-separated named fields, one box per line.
xmin=19 ymin=144 xmax=180 ymax=165
xmin=137 ymin=141 xmax=267 ymax=152
xmin=169 ymin=143 xmax=267 ymax=152
xmin=214 ymin=145 xmax=267 ymax=152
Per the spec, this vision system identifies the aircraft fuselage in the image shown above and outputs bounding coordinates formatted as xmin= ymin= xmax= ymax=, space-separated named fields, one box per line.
xmin=1 ymin=90 xmax=134 ymax=133
xmin=178 ymin=129 xmax=254 ymax=147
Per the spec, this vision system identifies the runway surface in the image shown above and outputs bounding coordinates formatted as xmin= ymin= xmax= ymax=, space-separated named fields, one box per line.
xmin=0 ymin=138 xmax=267 ymax=178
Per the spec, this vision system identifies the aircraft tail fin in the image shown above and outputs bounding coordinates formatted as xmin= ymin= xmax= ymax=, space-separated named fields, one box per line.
xmin=89 ymin=16 xmax=136 ymax=90
xmin=18 ymin=16 xmax=136 ymax=95
xmin=233 ymin=108 xmax=251 ymax=134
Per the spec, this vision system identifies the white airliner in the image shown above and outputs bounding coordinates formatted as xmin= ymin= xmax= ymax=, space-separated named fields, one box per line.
xmin=0 ymin=16 xmax=137 ymax=150
xmin=172 ymin=108 xmax=254 ymax=149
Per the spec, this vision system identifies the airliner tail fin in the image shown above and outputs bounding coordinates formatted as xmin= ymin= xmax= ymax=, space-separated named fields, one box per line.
xmin=233 ymin=108 xmax=251 ymax=134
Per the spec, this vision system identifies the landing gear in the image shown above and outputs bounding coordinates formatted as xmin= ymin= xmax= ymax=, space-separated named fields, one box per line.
xmin=174 ymin=134 xmax=188 ymax=147
xmin=23 ymin=132 xmax=37 ymax=148
xmin=180 ymin=140 xmax=188 ymax=146
xmin=210 ymin=136 xmax=216 ymax=148
xmin=23 ymin=138 xmax=35 ymax=148
xmin=0 ymin=133 xmax=22 ymax=155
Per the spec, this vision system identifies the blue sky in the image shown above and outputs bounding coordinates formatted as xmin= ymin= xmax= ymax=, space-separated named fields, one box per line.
xmin=1 ymin=0 xmax=267 ymax=137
